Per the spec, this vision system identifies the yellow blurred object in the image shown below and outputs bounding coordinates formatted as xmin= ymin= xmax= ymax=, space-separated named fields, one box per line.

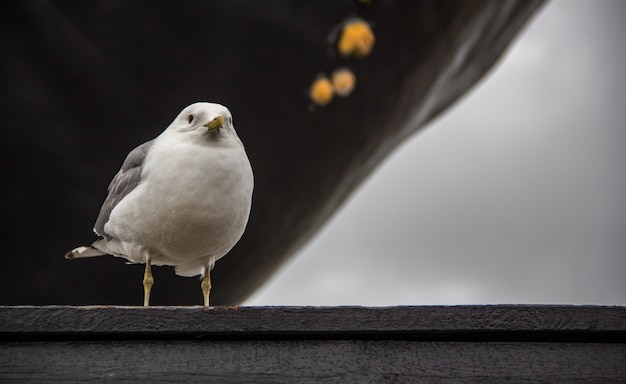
xmin=337 ymin=20 xmax=375 ymax=58
xmin=310 ymin=76 xmax=334 ymax=106
xmin=331 ymin=69 xmax=356 ymax=97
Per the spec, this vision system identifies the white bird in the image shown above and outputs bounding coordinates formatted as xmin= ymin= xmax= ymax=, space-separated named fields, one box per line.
xmin=65 ymin=102 xmax=254 ymax=306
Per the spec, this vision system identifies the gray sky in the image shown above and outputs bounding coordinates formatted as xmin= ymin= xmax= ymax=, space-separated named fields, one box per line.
xmin=246 ymin=0 xmax=626 ymax=306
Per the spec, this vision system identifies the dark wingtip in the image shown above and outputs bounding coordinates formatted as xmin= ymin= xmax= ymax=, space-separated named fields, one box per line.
xmin=64 ymin=251 xmax=74 ymax=260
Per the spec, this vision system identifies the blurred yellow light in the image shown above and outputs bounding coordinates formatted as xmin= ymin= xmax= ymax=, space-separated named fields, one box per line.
xmin=331 ymin=69 xmax=356 ymax=97
xmin=310 ymin=77 xmax=334 ymax=106
xmin=337 ymin=20 xmax=375 ymax=58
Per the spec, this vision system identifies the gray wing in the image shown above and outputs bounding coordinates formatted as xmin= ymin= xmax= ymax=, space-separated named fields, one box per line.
xmin=94 ymin=140 xmax=155 ymax=236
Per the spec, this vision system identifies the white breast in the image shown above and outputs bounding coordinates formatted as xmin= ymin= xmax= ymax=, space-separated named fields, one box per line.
xmin=103 ymin=129 xmax=253 ymax=276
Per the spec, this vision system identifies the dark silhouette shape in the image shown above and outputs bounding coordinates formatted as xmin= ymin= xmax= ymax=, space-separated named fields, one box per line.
xmin=0 ymin=1 xmax=545 ymax=305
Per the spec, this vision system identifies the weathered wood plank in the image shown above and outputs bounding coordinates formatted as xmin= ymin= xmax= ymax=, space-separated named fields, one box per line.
xmin=1 ymin=340 xmax=624 ymax=383
xmin=1 ymin=306 xmax=624 ymax=382
xmin=1 ymin=305 xmax=625 ymax=341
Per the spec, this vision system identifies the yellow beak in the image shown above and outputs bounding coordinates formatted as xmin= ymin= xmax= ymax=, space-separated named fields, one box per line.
xmin=205 ymin=115 xmax=224 ymax=130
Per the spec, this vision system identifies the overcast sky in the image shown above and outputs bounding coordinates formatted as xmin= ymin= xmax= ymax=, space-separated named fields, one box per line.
xmin=246 ymin=0 xmax=626 ymax=306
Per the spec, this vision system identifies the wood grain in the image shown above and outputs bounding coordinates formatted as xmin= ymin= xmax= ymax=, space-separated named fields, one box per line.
xmin=1 ymin=305 xmax=625 ymax=340
xmin=1 ymin=306 xmax=624 ymax=382
xmin=1 ymin=341 xmax=624 ymax=383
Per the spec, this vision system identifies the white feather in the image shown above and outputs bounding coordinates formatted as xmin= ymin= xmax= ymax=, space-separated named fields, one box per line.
xmin=68 ymin=102 xmax=254 ymax=277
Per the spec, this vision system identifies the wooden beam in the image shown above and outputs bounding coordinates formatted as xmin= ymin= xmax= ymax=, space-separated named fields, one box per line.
xmin=1 ymin=306 xmax=624 ymax=382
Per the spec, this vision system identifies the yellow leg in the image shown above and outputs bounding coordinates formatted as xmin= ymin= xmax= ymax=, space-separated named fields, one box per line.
xmin=143 ymin=260 xmax=154 ymax=307
xmin=201 ymin=268 xmax=212 ymax=307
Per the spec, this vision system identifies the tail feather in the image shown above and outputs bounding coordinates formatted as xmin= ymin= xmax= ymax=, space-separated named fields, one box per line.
xmin=65 ymin=245 xmax=106 ymax=259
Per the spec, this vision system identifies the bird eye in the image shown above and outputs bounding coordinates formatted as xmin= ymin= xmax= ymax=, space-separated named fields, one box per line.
xmin=188 ymin=114 xmax=194 ymax=124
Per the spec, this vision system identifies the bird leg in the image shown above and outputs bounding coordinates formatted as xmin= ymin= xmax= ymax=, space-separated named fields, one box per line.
xmin=143 ymin=259 xmax=154 ymax=307
xmin=201 ymin=268 xmax=212 ymax=307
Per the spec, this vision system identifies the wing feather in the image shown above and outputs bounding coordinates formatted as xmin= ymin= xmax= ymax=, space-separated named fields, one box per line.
xmin=93 ymin=140 xmax=154 ymax=236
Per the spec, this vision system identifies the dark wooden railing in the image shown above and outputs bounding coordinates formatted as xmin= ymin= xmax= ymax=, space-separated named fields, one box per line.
xmin=1 ymin=305 xmax=624 ymax=382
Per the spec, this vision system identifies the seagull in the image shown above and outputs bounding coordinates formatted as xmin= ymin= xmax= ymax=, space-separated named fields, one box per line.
xmin=65 ymin=102 xmax=254 ymax=306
